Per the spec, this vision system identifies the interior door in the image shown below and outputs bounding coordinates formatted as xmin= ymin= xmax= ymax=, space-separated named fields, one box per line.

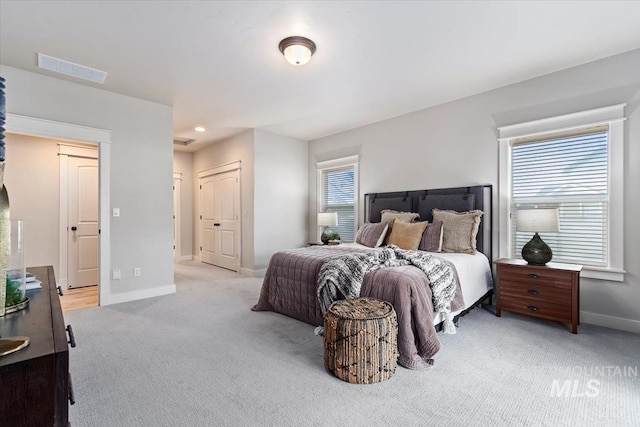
xmin=68 ymin=156 xmax=99 ymax=288
xmin=199 ymin=169 xmax=239 ymax=271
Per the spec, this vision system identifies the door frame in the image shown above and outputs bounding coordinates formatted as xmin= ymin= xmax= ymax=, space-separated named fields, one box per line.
xmin=6 ymin=113 xmax=111 ymax=305
xmin=173 ymin=172 xmax=182 ymax=261
xmin=58 ymin=142 xmax=99 ymax=289
xmin=197 ymin=160 xmax=241 ymax=271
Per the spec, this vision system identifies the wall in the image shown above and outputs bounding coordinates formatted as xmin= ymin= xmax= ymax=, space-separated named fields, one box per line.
xmin=253 ymin=129 xmax=308 ymax=271
xmin=192 ymin=130 xmax=255 ymax=273
xmin=173 ymin=151 xmax=194 ymax=260
xmin=1 ymin=65 xmax=175 ymax=303
xmin=308 ymin=49 xmax=640 ymax=333
xmin=4 ymin=134 xmax=59 ymax=272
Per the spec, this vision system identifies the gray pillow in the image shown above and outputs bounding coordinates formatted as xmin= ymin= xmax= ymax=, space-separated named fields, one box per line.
xmin=418 ymin=220 xmax=444 ymax=252
xmin=432 ymin=209 xmax=483 ymax=254
xmin=355 ymin=222 xmax=389 ymax=248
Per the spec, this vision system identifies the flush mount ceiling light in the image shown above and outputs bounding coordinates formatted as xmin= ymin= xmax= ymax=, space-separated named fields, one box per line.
xmin=278 ymin=36 xmax=316 ymax=66
xmin=195 ymin=126 xmax=205 ymax=132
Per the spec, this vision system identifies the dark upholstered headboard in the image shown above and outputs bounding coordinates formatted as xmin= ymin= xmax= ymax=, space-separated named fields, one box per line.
xmin=364 ymin=185 xmax=493 ymax=258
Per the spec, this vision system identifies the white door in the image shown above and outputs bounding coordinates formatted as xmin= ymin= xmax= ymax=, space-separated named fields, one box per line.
xmin=199 ymin=169 xmax=239 ymax=271
xmin=68 ymin=156 xmax=99 ymax=287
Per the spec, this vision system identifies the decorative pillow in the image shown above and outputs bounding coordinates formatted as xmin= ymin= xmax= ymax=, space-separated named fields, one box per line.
xmin=386 ymin=220 xmax=428 ymax=251
xmin=432 ymin=209 xmax=483 ymax=254
xmin=380 ymin=209 xmax=420 ymax=226
xmin=418 ymin=220 xmax=444 ymax=252
xmin=355 ymin=222 xmax=389 ymax=248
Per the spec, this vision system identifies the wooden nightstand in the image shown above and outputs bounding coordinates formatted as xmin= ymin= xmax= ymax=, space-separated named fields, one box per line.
xmin=495 ymin=258 xmax=582 ymax=334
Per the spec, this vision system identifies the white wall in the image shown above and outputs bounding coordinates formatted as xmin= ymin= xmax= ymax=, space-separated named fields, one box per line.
xmin=4 ymin=134 xmax=59 ymax=272
xmin=1 ymin=65 xmax=175 ymax=302
xmin=173 ymin=151 xmax=194 ymax=260
xmin=253 ymin=129 xmax=308 ymax=271
xmin=192 ymin=130 xmax=255 ymax=272
xmin=308 ymin=49 xmax=640 ymax=333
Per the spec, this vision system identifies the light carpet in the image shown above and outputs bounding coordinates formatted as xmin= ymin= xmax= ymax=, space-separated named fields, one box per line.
xmin=64 ymin=261 xmax=640 ymax=426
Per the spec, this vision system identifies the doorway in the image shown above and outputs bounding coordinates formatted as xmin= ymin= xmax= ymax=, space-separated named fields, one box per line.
xmin=5 ymin=113 xmax=111 ymax=305
xmin=198 ymin=162 xmax=240 ymax=272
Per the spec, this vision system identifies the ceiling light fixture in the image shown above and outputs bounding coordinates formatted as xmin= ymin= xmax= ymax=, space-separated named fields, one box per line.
xmin=195 ymin=127 xmax=205 ymax=132
xmin=278 ymin=36 xmax=316 ymax=66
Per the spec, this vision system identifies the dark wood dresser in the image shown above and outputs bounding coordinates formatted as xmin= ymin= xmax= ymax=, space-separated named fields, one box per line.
xmin=0 ymin=265 xmax=73 ymax=426
xmin=495 ymin=258 xmax=582 ymax=333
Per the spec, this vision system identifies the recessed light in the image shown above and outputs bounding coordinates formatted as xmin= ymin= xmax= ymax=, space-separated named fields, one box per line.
xmin=195 ymin=127 xmax=205 ymax=132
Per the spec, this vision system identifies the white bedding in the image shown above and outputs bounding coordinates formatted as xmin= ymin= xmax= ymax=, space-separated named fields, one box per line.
xmin=341 ymin=243 xmax=493 ymax=320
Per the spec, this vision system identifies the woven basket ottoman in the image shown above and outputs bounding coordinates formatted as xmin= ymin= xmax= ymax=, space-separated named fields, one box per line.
xmin=324 ymin=297 xmax=398 ymax=384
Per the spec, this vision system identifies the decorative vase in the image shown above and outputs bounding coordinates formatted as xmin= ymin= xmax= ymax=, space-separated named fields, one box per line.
xmin=4 ymin=220 xmax=26 ymax=312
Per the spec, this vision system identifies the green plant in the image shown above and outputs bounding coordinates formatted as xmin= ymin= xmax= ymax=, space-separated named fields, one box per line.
xmin=5 ymin=276 xmax=25 ymax=307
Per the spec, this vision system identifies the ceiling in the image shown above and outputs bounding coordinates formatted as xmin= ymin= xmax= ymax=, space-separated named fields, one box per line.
xmin=1 ymin=1 xmax=639 ymax=153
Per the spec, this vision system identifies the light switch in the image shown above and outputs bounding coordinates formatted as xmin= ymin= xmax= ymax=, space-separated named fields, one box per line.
xmin=113 ymin=208 xmax=120 ymax=217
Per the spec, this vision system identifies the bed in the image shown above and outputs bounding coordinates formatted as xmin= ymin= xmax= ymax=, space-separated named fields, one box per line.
xmin=252 ymin=185 xmax=494 ymax=370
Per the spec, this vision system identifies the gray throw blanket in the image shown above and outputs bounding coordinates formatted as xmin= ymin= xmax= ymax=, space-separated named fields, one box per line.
xmin=317 ymin=245 xmax=459 ymax=334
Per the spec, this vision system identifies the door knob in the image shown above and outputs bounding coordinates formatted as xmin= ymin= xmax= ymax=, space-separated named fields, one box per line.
xmin=71 ymin=226 xmax=77 ymax=231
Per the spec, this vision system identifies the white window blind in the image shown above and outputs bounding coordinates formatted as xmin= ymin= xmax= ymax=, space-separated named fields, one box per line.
xmin=321 ymin=166 xmax=356 ymax=242
xmin=511 ymin=129 xmax=609 ymax=267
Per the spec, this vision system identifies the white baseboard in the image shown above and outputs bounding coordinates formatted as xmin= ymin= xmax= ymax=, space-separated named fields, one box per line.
xmin=580 ymin=310 xmax=640 ymax=334
xmin=175 ymin=255 xmax=193 ymax=261
xmin=101 ymin=284 xmax=177 ymax=306
xmin=240 ymin=267 xmax=267 ymax=278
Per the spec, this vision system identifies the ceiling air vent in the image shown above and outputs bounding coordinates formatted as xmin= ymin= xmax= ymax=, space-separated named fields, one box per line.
xmin=173 ymin=137 xmax=196 ymax=146
xmin=37 ymin=53 xmax=107 ymax=84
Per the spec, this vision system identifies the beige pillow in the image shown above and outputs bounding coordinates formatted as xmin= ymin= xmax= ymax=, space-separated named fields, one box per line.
xmin=380 ymin=209 xmax=420 ymax=226
xmin=386 ymin=220 xmax=428 ymax=251
xmin=432 ymin=209 xmax=483 ymax=254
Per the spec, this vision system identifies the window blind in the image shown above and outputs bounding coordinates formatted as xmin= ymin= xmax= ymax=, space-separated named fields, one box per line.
xmin=322 ymin=166 xmax=355 ymax=242
xmin=511 ymin=130 xmax=609 ymax=267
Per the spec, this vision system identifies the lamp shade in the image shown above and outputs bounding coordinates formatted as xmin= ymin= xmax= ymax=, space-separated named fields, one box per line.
xmin=317 ymin=212 xmax=338 ymax=227
xmin=516 ymin=209 xmax=559 ymax=233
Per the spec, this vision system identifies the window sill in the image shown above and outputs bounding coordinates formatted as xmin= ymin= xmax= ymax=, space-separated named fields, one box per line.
xmin=581 ymin=266 xmax=626 ymax=282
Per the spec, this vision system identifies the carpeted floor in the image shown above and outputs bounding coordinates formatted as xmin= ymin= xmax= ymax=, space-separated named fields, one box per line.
xmin=65 ymin=261 xmax=640 ymax=426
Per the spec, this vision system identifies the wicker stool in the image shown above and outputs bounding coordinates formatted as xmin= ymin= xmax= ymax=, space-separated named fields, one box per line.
xmin=324 ymin=297 xmax=398 ymax=384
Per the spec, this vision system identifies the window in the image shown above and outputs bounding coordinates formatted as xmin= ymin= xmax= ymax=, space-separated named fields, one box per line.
xmin=317 ymin=156 xmax=358 ymax=243
xmin=499 ymin=105 xmax=625 ymax=281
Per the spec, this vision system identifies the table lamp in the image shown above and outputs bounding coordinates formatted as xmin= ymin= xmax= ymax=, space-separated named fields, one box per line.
xmin=517 ymin=208 xmax=559 ymax=265
xmin=317 ymin=212 xmax=338 ymax=245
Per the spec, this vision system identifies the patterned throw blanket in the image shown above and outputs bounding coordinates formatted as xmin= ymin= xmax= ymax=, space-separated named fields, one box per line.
xmin=317 ymin=245 xmax=459 ymax=334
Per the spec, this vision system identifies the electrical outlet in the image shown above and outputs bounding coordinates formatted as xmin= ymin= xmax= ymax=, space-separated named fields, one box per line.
xmin=112 ymin=269 xmax=121 ymax=280
xmin=133 ymin=267 xmax=141 ymax=277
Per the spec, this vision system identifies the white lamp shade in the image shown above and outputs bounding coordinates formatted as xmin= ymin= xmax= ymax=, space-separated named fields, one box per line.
xmin=317 ymin=212 xmax=338 ymax=227
xmin=516 ymin=208 xmax=559 ymax=233
xmin=283 ymin=44 xmax=312 ymax=65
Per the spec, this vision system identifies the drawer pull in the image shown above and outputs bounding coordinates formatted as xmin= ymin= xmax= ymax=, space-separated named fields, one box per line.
xmin=66 ymin=324 xmax=77 ymax=348
xmin=69 ymin=373 xmax=76 ymax=405
xmin=57 ymin=285 xmax=64 ymax=296
xmin=527 ymin=289 xmax=540 ymax=295
xmin=528 ymin=273 xmax=539 ymax=279
xmin=527 ymin=305 xmax=539 ymax=312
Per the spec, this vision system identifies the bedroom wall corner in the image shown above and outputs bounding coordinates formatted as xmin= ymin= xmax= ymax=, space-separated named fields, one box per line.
xmin=253 ymin=129 xmax=308 ymax=271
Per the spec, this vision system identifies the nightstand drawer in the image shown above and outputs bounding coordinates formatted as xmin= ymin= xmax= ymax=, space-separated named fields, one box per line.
xmin=499 ymin=281 xmax=571 ymax=305
xmin=500 ymin=296 xmax=571 ymax=323
xmin=498 ymin=265 xmax=573 ymax=288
